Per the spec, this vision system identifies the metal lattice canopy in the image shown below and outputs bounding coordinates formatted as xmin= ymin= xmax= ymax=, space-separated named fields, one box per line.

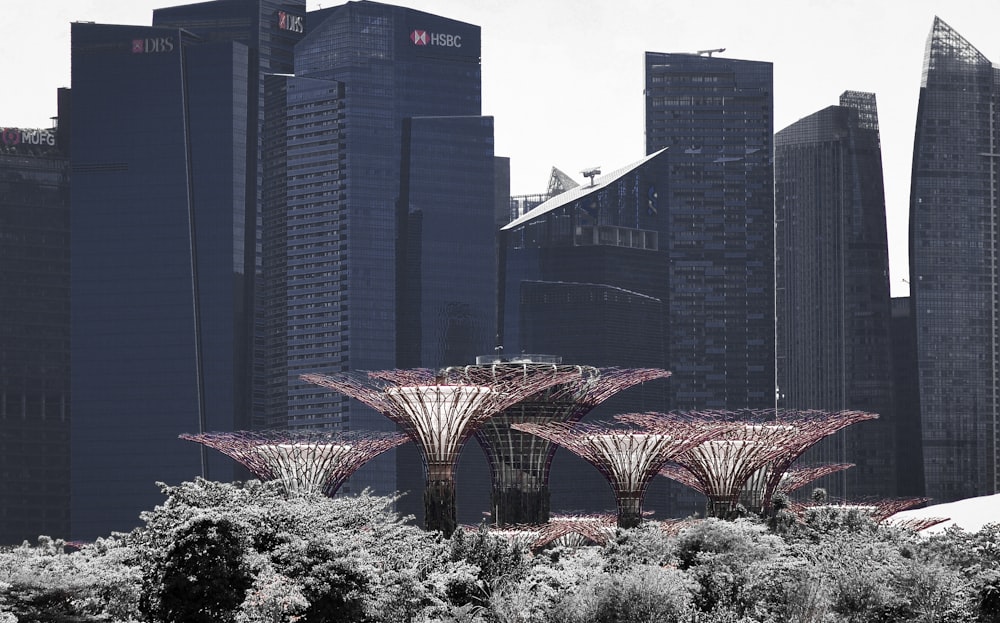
xmin=301 ymin=367 xmax=578 ymax=478
xmin=532 ymin=513 xmax=620 ymax=550
xmin=301 ymin=366 xmax=578 ymax=535
xmin=179 ymin=430 xmax=408 ymax=496
xmin=620 ymin=409 xmax=877 ymax=516
xmin=474 ymin=367 xmax=672 ymax=490
xmin=512 ymin=419 xmax=713 ymax=527
xmin=773 ymin=463 xmax=855 ymax=496
xmin=791 ymin=497 xmax=933 ymax=523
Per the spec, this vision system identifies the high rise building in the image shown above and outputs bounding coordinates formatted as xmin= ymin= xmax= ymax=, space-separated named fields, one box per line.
xmin=774 ymin=92 xmax=897 ymax=499
xmin=644 ymin=51 xmax=774 ymax=411
xmin=909 ymin=17 xmax=1000 ymax=501
xmin=152 ymin=0 xmax=308 ymax=426
xmin=70 ymin=22 xmax=255 ymax=539
xmin=0 ymin=94 xmax=70 ymax=544
xmin=499 ymin=150 xmax=672 ymax=515
xmin=260 ymin=3 xmax=499 ymax=519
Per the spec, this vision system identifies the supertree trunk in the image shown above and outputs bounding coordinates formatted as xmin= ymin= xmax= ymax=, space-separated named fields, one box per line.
xmin=616 ymin=494 xmax=643 ymax=529
xmin=425 ymin=463 xmax=457 ymax=536
xmin=492 ymin=484 xmax=550 ymax=525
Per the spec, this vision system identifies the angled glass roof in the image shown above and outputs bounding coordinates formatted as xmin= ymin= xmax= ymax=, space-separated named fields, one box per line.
xmin=502 ymin=148 xmax=668 ymax=231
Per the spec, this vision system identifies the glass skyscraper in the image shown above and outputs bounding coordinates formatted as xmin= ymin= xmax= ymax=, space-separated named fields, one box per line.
xmin=774 ymin=92 xmax=897 ymax=500
xmin=499 ymin=150 xmax=672 ymax=516
xmin=260 ymin=3 xmax=498 ymax=517
xmin=909 ymin=17 xmax=1000 ymax=501
xmin=644 ymin=51 xmax=774 ymax=411
xmin=0 ymin=96 xmax=70 ymax=544
xmin=70 ymin=22 xmax=254 ymax=539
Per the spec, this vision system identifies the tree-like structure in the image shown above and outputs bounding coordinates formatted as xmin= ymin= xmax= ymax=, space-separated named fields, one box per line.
xmin=746 ymin=410 xmax=878 ymax=513
xmin=512 ymin=420 xmax=713 ymax=528
xmin=790 ymin=497 xmax=933 ymax=523
xmin=531 ymin=513 xmax=619 ymax=551
xmin=623 ymin=410 xmax=877 ymax=516
xmin=179 ymin=430 xmax=408 ymax=497
xmin=300 ymin=366 xmax=576 ymax=535
xmin=471 ymin=365 xmax=671 ymax=525
xmin=771 ymin=463 xmax=855 ymax=498
xmin=888 ymin=516 xmax=951 ymax=532
xmin=621 ymin=412 xmax=804 ymax=518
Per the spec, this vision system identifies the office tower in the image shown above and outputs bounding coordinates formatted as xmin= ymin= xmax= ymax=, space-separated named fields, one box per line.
xmin=0 ymin=96 xmax=70 ymax=544
xmin=70 ymin=22 xmax=254 ymax=539
xmin=644 ymin=51 xmax=774 ymax=411
xmin=255 ymin=3 xmax=499 ymax=518
xmin=152 ymin=0 xmax=308 ymax=426
xmin=500 ymin=150 xmax=672 ymax=515
xmin=891 ymin=297 xmax=924 ymax=497
xmin=774 ymin=92 xmax=896 ymax=499
xmin=909 ymin=17 xmax=1000 ymax=501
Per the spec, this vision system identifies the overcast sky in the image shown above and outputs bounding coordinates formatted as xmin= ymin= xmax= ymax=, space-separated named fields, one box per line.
xmin=5 ymin=1 xmax=1000 ymax=296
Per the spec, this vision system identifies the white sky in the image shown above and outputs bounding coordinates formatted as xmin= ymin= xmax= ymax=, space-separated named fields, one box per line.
xmin=5 ymin=1 xmax=1000 ymax=297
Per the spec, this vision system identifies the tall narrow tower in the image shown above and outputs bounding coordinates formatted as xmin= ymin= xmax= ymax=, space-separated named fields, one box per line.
xmin=774 ymin=92 xmax=896 ymax=499
xmin=644 ymin=51 xmax=774 ymax=411
xmin=910 ymin=17 xmax=1000 ymax=501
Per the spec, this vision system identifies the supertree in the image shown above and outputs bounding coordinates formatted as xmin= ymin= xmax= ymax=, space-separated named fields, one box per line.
xmin=789 ymin=496 xmax=933 ymax=523
xmin=621 ymin=411 xmax=803 ymax=518
xmin=531 ymin=513 xmax=619 ymax=551
xmin=470 ymin=365 xmax=671 ymax=525
xmin=622 ymin=409 xmax=877 ymax=517
xmin=745 ymin=410 xmax=878 ymax=513
xmin=512 ymin=420 xmax=714 ymax=528
xmin=300 ymin=366 xmax=576 ymax=535
xmin=179 ymin=430 xmax=408 ymax=497
xmin=887 ymin=516 xmax=952 ymax=533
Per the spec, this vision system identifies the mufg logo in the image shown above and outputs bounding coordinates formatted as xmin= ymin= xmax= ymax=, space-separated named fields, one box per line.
xmin=131 ymin=37 xmax=174 ymax=53
xmin=410 ymin=29 xmax=462 ymax=48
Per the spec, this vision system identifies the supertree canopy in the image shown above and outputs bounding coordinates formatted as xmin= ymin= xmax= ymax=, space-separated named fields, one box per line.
xmin=512 ymin=419 xmax=713 ymax=528
xmin=301 ymin=366 xmax=576 ymax=536
xmin=179 ymin=430 xmax=408 ymax=497
xmin=471 ymin=364 xmax=672 ymax=525
xmin=621 ymin=409 xmax=878 ymax=517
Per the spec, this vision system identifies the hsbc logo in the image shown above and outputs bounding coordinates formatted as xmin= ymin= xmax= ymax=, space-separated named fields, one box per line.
xmin=131 ymin=37 xmax=174 ymax=54
xmin=278 ymin=11 xmax=304 ymax=33
xmin=410 ymin=29 xmax=462 ymax=48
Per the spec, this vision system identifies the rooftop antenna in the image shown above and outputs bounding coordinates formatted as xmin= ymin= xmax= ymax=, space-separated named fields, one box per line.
xmin=581 ymin=167 xmax=601 ymax=187
xmin=697 ymin=48 xmax=726 ymax=57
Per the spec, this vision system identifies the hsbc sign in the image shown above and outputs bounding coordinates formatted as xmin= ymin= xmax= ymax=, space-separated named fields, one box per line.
xmin=410 ymin=29 xmax=462 ymax=48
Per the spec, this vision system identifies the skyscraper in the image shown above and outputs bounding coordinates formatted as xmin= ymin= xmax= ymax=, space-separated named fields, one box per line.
xmin=774 ymin=92 xmax=896 ymax=499
xmin=909 ymin=17 xmax=1000 ymax=501
xmin=261 ymin=3 xmax=498 ymax=515
xmin=70 ymin=22 xmax=254 ymax=539
xmin=644 ymin=51 xmax=774 ymax=411
xmin=499 ymin=150 xmax=672 ymax=515
xmin=0 ymin=95 xmax=70 ymax=544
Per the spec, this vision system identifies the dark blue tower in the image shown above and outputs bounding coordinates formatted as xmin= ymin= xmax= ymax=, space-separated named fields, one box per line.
xmin=70 ymin=22 xmax=254 ymax=539
xmin=644 ymin=51 xmax=774 ymax=412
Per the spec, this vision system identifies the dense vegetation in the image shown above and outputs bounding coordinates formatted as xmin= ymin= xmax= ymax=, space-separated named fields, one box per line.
xmin=1 ymin=479 xmax=998 ymax=623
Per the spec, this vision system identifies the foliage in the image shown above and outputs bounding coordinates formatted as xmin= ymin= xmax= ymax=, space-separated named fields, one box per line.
xmin=1 ymin=479 xmax=997 ymax=623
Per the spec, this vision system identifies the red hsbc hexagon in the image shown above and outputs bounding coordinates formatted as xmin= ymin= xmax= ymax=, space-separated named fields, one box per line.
xmin=410 ymin=30 xmax=428 ymax=45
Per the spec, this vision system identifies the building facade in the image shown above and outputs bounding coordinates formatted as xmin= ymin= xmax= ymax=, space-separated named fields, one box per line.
xmin=774 ymin=92 xmax=897 ymax=500
xmin=909 ymin=17 xmax=1000 ymax=501
xmin=0 ymin=100 xmax=70 ymax=544
xmin=644 ymin=51 xmax=774 ymax=411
